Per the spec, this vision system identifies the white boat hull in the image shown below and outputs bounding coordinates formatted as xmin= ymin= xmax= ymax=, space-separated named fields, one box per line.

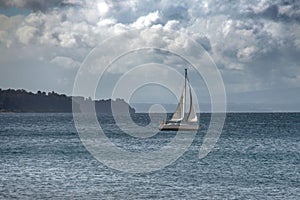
xmin=159 ymin=122 xmax=199 ymax=131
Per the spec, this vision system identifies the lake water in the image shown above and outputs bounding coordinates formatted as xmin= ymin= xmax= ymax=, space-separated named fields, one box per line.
xmin=0 ymin=113 xmax=299 ymax=199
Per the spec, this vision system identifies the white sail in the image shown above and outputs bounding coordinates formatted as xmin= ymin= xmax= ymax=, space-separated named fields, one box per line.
xmin=187 ymin=85 xmax=198 ymax=122
xmin=169 ymin=86 xmax=185 ymax=122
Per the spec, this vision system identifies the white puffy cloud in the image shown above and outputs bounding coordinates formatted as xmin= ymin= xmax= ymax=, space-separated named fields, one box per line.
xmin=16 ymin=25 xmax=38 ymax=44
xmin=237 ymin=46 xmax=258 ymax=62
xmin=97 ymin=1 xmax=110 ymax=17
xmin=58 ymin=32 xmax=77 ymax=48
xmin=51 ymin=56 xmax=80 ymax=69
xmin=132 ymin=11 xmax=160 ymax=29
xmin=163 ymin=20 xmax=180 ymax=31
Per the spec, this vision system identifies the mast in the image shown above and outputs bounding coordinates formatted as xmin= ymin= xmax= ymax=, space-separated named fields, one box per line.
xmin=184 ymin=68 xmax=187 ymax=117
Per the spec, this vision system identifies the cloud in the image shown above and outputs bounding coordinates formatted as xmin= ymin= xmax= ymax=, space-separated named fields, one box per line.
xmin=0 ymin=0 xmax=299 ymax=96
xmin=51 ymin=56 xmax=80 ymax=69
xmin=16 ymin=25 xmax=38 ymax=44
xmin=160 ymin=3 xmax=190 ymax=24
xmin=163 ymin=20 xmax=180 ymax=31
xmin=237 ymin=46 xmax=258 ymax=62
xmin=0 ymin=0 xmax=78 ymax=11
xmin=132 ymin=11 xmax=160 ymax=29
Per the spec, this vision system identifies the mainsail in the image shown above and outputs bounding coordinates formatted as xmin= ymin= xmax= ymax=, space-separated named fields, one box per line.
xmin=187 ymin=85 xmax=198 ymax=122
xmin=169 ymin=86 xmax=185 ymax=122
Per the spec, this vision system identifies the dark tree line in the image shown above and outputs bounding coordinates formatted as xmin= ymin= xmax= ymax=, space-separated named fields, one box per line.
xmin=0 ymin=88 xmax=135 ymax=113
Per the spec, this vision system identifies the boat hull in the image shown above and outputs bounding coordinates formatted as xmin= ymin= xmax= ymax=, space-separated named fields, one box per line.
xmin=159 ymin=123 xmax=199 ymax=131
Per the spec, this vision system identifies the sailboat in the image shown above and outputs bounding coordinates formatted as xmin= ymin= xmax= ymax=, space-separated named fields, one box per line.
xmin=159 ymin=69 xmax=199 ymax=131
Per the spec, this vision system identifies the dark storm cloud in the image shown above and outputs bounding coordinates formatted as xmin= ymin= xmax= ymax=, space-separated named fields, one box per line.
xmin=193 ymin=0 xmax=300 ymax=24
xmin=0 ymin=0 xmax=78 ymax=12
xmin=240 ymin=1 xmax=300 ymax=23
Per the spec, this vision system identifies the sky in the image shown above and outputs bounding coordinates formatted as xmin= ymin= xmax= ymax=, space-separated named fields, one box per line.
xmin=0 ymin=0 xmax=299 ymax=109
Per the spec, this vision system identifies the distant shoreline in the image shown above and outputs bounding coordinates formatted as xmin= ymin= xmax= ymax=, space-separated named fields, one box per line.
xmin=0 ymin=88 xmax=135 ymax=114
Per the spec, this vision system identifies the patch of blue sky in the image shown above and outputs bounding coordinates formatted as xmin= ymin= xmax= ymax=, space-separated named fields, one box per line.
xmin=0 ymin=6 xmax=30 ymax=16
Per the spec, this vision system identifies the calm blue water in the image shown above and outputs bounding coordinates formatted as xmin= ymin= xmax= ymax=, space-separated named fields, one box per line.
xmin=0 ymin=113 xmax=299 ymax=199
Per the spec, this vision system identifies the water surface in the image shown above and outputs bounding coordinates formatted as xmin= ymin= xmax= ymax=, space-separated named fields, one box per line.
xmin=0 ymin=113 xmax=299 ymax=199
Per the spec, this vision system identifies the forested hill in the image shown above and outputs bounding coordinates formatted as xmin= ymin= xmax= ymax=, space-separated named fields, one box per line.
xmin=0 ymin=89 xmax=135 ymax=113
